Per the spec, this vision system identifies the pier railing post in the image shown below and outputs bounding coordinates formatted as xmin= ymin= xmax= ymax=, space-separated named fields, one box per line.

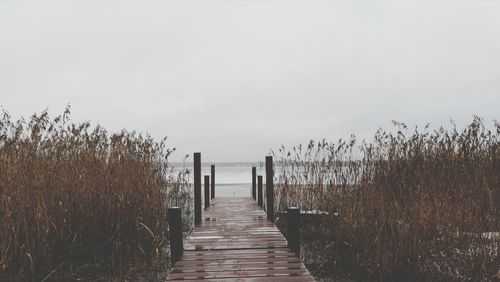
xmin=252 ymin=167 xmax=256 ymax=200
xmin=287 ymin=207 xmax=300 ymax=258
xmin=265 ymin=156 xmax=274 ymax=222
xmin=194 ymin=152 xmax=201 ymax=226
xmin=204 ymin=175 xmax=210 ymax=209
xmin=211 ymin=165 xmax=215 ymax=199
xmin=168 ymin=207 xmax=183 ymax=266
xmin=258 ymin=175 xmax=263 ymax=207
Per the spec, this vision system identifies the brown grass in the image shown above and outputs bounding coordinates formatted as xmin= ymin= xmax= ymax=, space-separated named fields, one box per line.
xmin=273 ymin=117 xmax=499 ymax=281
xmin=0 ymin=107 xmax=190 ymax=281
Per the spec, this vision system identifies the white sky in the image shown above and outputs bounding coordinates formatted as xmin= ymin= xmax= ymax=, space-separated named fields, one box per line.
xmin=0 ymin=1 xmax=499 ymax=162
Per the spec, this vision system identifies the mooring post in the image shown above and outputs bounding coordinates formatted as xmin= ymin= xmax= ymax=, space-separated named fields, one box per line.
xmin=258 ymin=175 xmax=263 ymax=207
xmin=265 ymin=156 xmax=274 ymax=222
xmin=211 ymin=164 xmax=215 ymax=199
xmin=252 ymin=166 xmax=256 ymax=200
xmin=204 ymin=175 xmax=210 ymax=209
xmin=287 ymin=207 xmax=300 ymax=257
xmin=194 ymin=152 xmax=201 ymax=225
xmin=168 ymin=207 xmax=183 ymax=266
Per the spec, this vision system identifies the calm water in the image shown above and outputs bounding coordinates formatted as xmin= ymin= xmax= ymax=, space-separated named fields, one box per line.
xmin=171 ymin=162 xmax=266 ymax=197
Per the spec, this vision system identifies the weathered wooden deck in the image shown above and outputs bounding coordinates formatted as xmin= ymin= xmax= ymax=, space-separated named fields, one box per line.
xmin=167 ymin=197 xmax=315 ymax=281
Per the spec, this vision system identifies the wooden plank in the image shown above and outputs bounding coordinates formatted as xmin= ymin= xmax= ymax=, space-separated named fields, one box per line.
xmin=172 ymin=276 xmax=315 ymax=282
xmin=171 ymin=263 xmax=305 ymax=273
xmin=183 ymin=249 xmax=293 ymax=256
xmin=175 ymin=257 xmax=302 ymax=266
xmin=166 ymin=268 xmax=311 ymax=280
xmin=174 ymin=257 xmax=305 ymax=266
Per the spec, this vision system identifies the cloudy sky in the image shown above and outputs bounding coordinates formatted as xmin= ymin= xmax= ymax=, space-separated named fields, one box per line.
xmin=0 ymin=1 xmax=499 ymax=162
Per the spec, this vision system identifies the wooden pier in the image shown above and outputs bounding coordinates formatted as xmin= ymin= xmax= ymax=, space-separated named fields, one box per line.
xmin=166 ymin=197 xmax=315 ymax=281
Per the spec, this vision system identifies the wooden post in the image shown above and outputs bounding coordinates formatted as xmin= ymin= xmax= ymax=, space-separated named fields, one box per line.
xmin=168 ymin=207 xmax=183 ymax=266
xmin=194 ymin=152 xmax=201 ymax=226
xmin=258 ymin=175 xmax=263 ymax=207
xmin=252 ymin=167 xmax=256 ymax=200
xmin=211 ymin=165 xmax=215 ymax=199
xmin=287 ymin=207 xmax=300 ymax=257
xmin=204 ymin=175 xmax=210 ymax=209
xmin=265 ymin=156 xmax=274 ymax=222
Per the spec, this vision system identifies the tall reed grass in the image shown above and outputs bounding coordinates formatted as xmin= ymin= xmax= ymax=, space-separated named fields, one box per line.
xmin=0 ymin=107 xmax=190 ymax=281
xmin=274 ymin=117 xmax=499 ymax=281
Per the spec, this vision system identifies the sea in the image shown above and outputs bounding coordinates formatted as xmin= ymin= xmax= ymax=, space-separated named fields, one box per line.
xmin=171 ymin=162 xmax=266 ymax=197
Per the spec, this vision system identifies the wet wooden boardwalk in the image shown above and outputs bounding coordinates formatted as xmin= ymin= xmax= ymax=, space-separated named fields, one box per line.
xmin=167 ymin=197 xmax=315 ymax=281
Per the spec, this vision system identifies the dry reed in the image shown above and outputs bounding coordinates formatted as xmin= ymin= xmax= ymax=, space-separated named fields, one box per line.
xmin=0 ymin=107 xmax=190 ymax=281
xmin=274 ymin=117 xmax=499 ymax=281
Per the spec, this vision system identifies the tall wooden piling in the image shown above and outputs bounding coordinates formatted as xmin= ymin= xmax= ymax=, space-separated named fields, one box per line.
xmin=204 ymin=175 xmax=210 ymax=209
xmin=265 ymin=156 xmax=274 ymax=222
xmin=287 ymin=207 xmax=300 ymax=257
xmin=211 ymin=165 xmax=215 ymax=199
xmin=194 ymin=152 xmax=201 ymax=225
xmin=168 ymin=207 xmax=183 ymax=266
xmin=252 ymin=167 xmax=256 ymax=200
xmin=258 ymin=175 xmax=263 ymax=207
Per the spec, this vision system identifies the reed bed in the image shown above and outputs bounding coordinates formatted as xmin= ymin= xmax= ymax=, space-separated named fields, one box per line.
xmin=274 ymin=117 xmax=499 ymax=281
xmin=0 ymin=107 xmax=191 ymax=281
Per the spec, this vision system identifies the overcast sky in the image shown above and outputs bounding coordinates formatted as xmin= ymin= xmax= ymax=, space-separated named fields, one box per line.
xmin=0 ymin=1 xmax=499 ymax=162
